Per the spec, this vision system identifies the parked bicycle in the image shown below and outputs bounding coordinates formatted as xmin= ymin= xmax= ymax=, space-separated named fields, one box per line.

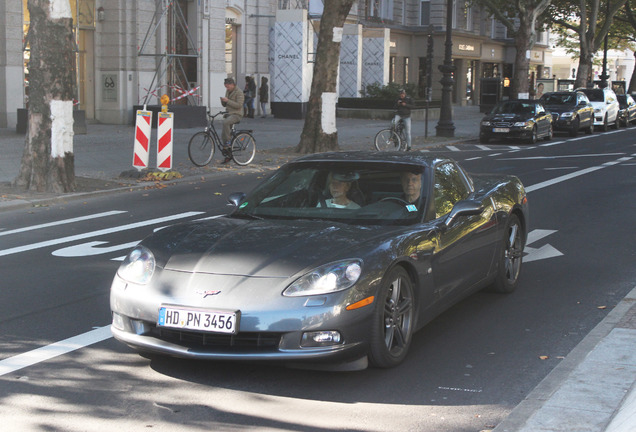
xmin=374 ymin=114 xmax=407 ymax=151
xmin=188 ymin=111 xmax=256 ymax=166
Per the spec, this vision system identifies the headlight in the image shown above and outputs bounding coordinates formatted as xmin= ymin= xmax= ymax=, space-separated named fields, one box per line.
xmin=283 ymin=259 xmax=362 ymax=297
xmin=560 ymin=112 xmax=574 ymax=118
xmin=513 ymin=121 xmax=530 ymax=127
xmin=117 ymin=246 xmax=156 ymax=284
xmin=481 ymin=121 xmax=491 ymax=126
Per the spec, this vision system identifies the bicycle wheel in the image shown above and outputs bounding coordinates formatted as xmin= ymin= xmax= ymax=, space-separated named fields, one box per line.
xmin=374 ymin=128 xmax=401 ymax=151
xmin=231 ymin=132 xmax=256 ymax=166
xmin=188 ymin=131 xmax=215 ymax=167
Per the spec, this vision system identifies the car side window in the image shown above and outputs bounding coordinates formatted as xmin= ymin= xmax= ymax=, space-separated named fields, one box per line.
xmin=433 ymin=163 xmax=470 ymax=219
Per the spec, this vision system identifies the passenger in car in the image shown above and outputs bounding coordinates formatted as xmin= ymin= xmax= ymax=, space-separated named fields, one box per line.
xmin=317 ymin=172 xmax=361 ymax=209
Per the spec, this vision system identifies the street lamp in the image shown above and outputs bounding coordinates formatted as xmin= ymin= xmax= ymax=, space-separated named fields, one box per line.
xmin=436 ymin=0 xmax=455 ymax=137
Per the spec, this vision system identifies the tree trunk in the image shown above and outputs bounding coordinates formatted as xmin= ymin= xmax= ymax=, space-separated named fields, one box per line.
xmin=296 ymin=0 xmax=355 ymax=154
xmin=14 ymin=0 xmax=76 ymax=193
xmin=628 ymin=50 xmax=636 ymax=93
xmin=511 ymin=19 xmax=532 ymax=99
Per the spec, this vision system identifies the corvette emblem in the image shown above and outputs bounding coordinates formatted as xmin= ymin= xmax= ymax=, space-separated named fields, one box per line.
xmin=197 ymin=290 xmax=221 ymax=298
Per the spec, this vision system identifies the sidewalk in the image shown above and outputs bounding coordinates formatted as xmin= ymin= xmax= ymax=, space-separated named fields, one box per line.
xmin=1 ymin=105 xmax=635 ymax=432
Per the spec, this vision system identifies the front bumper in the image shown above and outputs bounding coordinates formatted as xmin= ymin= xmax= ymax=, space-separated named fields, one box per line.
xmin=480 ymin=126 xmax=533 ymax=140
xmin=110 ymin=313 xmax=369 ymax=365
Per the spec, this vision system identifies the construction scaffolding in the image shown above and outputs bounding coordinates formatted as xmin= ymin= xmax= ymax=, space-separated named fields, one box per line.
xmin=138 ymin=0 xmax=200 ymax=106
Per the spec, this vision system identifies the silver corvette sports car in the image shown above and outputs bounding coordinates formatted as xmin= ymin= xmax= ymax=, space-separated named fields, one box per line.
xmin=110 ymin=151 xmax=528 ymax=370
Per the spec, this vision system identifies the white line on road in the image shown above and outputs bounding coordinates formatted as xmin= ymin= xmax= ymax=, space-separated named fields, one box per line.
xmin=0 ymin=211 xmax=203 ymax=257
xmin=0 ymin=210 xmax=127 ymax=237
xmin=0 ymin=326 xmax=112 ymax=377
xmin=525 ymin=156 xmax=633 ymax=193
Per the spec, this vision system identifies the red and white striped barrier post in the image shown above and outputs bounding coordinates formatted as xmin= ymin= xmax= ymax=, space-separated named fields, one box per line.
xmin=156 ymin=112 xmax=173 ymax=171
xmin=133 ymin=110 xmax=152 ymax=170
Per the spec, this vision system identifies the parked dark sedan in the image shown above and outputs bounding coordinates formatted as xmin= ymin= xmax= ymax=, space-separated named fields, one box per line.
xmin=540 ymin=91 xmax=595 ymax=136
xmin=480 ymin=99 xmax=552 ymax=144
xmin=617 ymin=94 xmax=636 ymax=127
xmin=110 ymin=152 xmax=529 ymax=370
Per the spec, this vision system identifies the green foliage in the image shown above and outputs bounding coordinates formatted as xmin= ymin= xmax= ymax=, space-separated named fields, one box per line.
xmin=361 ymin=82 xmax=420 ymax=99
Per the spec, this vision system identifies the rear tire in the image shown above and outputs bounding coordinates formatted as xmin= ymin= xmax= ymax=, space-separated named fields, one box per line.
xmin=489 ymin=214 xmax=524 ymax=293
xmin=368 ymin=267 xmax=415 ymax=368
xmin=231 ymin=132 xmax=256 ymax=166
xmin=188 ymin=132 xmax=215 ymax=167
xmin=374 ymin=129 xmax=401 ymax=151
xmin=602 ymin=115 xmax=609 ymax=132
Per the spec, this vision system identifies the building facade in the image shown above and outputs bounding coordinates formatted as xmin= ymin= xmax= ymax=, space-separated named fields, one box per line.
xmin=0 ymin=0 xmax=552 ymax=128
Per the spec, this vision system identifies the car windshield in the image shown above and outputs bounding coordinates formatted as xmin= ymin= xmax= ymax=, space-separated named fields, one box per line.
xmin=541 ymin=94 xmax=575 ymax=105
xmin=231 ymin=161 xmax=427 ymax=226
xmin=492 ymin=101 xmax=535 ymax=115
xmin=581 ymin=89 xmax=604 ymax=102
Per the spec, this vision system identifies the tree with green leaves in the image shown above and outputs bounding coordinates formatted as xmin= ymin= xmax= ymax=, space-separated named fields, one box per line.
xmin=296 ymin=0 xmax=356 ymax=154
xmin=15 ymin=0 xmax=76 ymax=192
xmin=546 ymin=0 xmax=628 ymax=88
xmin=475 ymin=0 xmax=553 ymax=99
xmin=613 ymin=0 xmax=636 ymax=92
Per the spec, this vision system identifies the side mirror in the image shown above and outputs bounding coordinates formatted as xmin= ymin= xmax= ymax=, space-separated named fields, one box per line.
xmin=227 ymin=192 xmax=247 ymax=207
xmin=445 ymin=200 xmax=484 ymax=227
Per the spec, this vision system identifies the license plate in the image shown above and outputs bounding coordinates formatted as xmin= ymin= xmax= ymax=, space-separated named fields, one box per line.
xmin=493 ymin=127 xmax=510 ymax=133
xmin=158 ymin=305 xmax=239 ymax=334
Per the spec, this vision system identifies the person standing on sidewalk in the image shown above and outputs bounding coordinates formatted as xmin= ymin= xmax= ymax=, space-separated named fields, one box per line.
xmin=220 ymin=77 xmax=244 ymax=163
xmin=259 ymin=77 xmax=269 ymax=118
xmin=394 ymin=89 xmax=415 ymax=150
xmin=243 ymin=76 xmax=256 ymax=118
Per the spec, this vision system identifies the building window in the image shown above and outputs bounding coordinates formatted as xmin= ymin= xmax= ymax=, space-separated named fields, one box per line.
xmin=390 ymin=56 xmax=396 ymax=82
xmin=464 ymin=2 xmax=472 ymax=30
xmin=404 ymin=57 xmax=410 ymax=83
xmin=370 ymin=0 xmax=394 ymax=20
xmin=420 ymin=0 xmax=430 ymax=25
xmin=452 ymin=0 xmax=457 ymax=29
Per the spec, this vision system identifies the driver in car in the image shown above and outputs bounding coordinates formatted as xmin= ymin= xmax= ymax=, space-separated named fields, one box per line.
xmin=401 ymin=172 xmax=422 ymax=204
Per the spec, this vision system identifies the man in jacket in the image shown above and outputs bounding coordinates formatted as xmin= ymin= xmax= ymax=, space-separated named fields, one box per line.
xmin=220 ymin=78 xmax=244 ymax=163
xmin=394 ymin=89 xmax=415 ymax=151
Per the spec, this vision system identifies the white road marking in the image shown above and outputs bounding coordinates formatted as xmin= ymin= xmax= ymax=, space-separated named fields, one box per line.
xmin=525 ymin=156 xmax=633 ymax=193
xmin=447 ymin=146 xmax=460 ymax=151
xmin=0 ymin=211 xmax=203 ymax=257
xmin=52 ymin=240 xmax=141 ymax=257
xmin=503 ymin=153 xmax=625 ymax=160
xmin=0 ymin=211 xmax=127 ymax=237
xmin=0 ymin=326 xmax=112 ymax=377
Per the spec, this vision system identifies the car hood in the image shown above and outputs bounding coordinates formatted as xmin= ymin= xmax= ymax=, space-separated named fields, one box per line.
xmin=543 ymin=104 xmax=576 ymax=113
xmin=483 ymin=113 xmax=529 ymax=122
xmin=156 ymin=217 xmax=392 ymax=278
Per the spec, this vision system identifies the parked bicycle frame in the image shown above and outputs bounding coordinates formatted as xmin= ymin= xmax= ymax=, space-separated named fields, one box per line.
xmin=374 ymin=115 xmax=407 ymax=151
xmin=188 ymin=111 xmax=256 ymax=166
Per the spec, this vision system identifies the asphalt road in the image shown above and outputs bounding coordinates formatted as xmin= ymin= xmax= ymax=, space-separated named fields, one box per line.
xmin=1 ymin=127 xmax=635 ymax=431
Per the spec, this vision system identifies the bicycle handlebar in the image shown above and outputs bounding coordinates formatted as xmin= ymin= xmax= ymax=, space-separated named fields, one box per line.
xmin=207 ymin=110 xmax=228 ymax=119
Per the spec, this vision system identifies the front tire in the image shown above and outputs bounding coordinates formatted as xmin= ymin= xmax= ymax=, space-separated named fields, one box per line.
xmin=528 ymin=126 xmax=538 ymax=144
xmin=368 ymin=267 xmax=415 ymax=368
xmin=489 ymin=214 xmax=525 ymax=293
xmin=375 ymin=129 xmax=401 ymax=151
xmin=569 ymin=117 xmax=580 ymax=137
xmin=231 ymin=132 xmax=256 ymax=166
xmin=188 ymin=131 xmax=215 ymax=167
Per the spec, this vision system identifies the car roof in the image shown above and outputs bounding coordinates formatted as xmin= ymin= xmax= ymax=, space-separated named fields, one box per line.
xmin=292 ymin=150 xmax=449 ymax=168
